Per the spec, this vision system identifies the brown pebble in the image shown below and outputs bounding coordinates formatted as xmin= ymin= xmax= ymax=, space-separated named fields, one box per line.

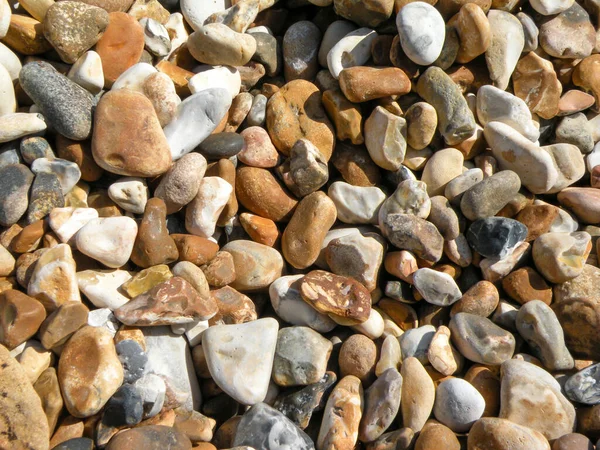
xmin=38 ymin=301 xmax=89 ymax=350
xmin=502 ymin=266 xmax=553 ymax=306
xmin=339 ymin=334 xmax=377 ymax=385
xmin=171 ymin=234 xmax=219 ymax=266
xmin=338 ymin=66 xmax=411 ymax=103
xmin=239 ymin=213 xmax=279 ymax=247
xmin=0 ymin=289 xmax=46 ymax=349
xmin=450 ymin=280 xmax=499 ymax=318
xmin=515 ymin=204 xmax=559 ymax=242
xmin=10 ymin=219 xmax=46 ymax=253
xmin=209 ymin=286 xmax=257 ymax=325
xmin=56 ymin=135 xmax=104 ymax=182
xmin=415 ymin=421 xmax=460 ymax=450
xmin=201 ymin=251 xmax=236 ymax=287
xmin=464 ymin=365 xmax=500 ymax=417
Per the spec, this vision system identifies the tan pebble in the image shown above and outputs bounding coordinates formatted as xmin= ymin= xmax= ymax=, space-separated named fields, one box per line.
xmin=339 ymin=66 xmax=411 ymax=103
xmin=401 ymin=357 xmax=435 ymax=433
xmin=450 ymin=280 xmax=499 ymax=318
xmin=38 ymin=301 xmax=89 ymax=350
xmin=238 ymin=126 xmax=279 ymax=168
xmin=339 ymin=334 xmax=377 ymax=385
xmin=428 ymin=326 xmax=462 ymax=376
xmin=455 ymin=3 xmax=491 ymax=63
xmin=377 ymin=298 xmax=418 ymax=330
xmin=322 ymin=88 xmax=364 ymax=145
xmin=0 ymin=289 xmax=46 ymax=350
xmin=405 ymin=102 xmax=437 ymax=150
xmin=239 ymin=212 xmax=279 ymax=247
xmin=221 ymin=240 xmax=283 ymax=292
xmin=3 ymin=14 xmax=52 ymax=55
xmin=171 ymin=234 xmax=219 ymax=266
xmin=464 ymin=365 xmax=500 ymax=417
xmin=33 ymin=367 xmax=63 ymax=434
xmin=415 ymin=420 xmax=460 ymax=450
xmin=201 ymin=251 xmax=236 ymax=287
xmin=467 ymin=417 xmax=550 ymax=450
xmin=17 ymin=340 xmax=53 ymax=383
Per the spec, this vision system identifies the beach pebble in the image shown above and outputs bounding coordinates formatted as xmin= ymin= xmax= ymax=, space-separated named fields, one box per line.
xmin=468 ymin=418 xmax=551 ymax=450
xmin=75 ymin=217 xmax=138 ymax=268
xmin=67 ymin=51 xmax=104 ymax=94
xmin=396 ymin=2 xmax=445 ymax=65
xmin=466 ymin=217 xmax=528 ymax=259
xmin=413 ymin=268 xmax=462 ymax=306
xmin=328 ymin=182 xmax=385 ymax=224
xmin=189 ymin=65 xmax=241 ymax=100
xmin=381 ymin=214 xmax=444 ymax=263
xmin=359 ymin=368 xmax=402 ymax=443
xmin=76 ymin=269 xmax=131 ymax=310
xmin=405 ymin=102 xmax=437 ymax=150
xmin=221 ymin=240 xmax=283 ymax=292
xmin=485 ymin=10 xmax=524 ymax=90
xmin=185 ymin=177 xmax=232 ymax=238
xmin=0 ymin=164 xmax=34 ymax=226
xmin=539 ymin=3 xmax=595 ymax=59
xmin=401 ymin=357 xmax=435 ymax=433
xmin=565 ymin=363 xmax=600 ymax=405
xmin=450 ymin=313 xmax=515 ymax=364
xmin=434 ymin=378 xmax=485 ymax=432
xmin=202 ymin=318 xmax=278 ymax=405
xmin=107 ymin=177 xmax=148 ymax=214
xmin=188 ymin=23 xmax=256 ymax=66
xmin=283 ymin=21 xmax=321 ymax=82
xmin=532 ymin=231 xmax=591 ymax=283
xmin=399 ymin=325 xmax=435 ymax=364
xmin=339 ymin=66 xmax=410 ymax=103
xmin=327 ymin=27 xmax=377 ymax=79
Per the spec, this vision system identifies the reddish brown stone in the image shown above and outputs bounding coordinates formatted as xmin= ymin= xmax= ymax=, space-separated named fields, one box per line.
xmin=171 ymin=234 xmax=219 ymax=266
xmin=115 ymin=277 xmax=218 ymax=326
xmin=338 ymin=66 xmax=411 ymax=103
xmin=201 ymin=252 xmax=236 ymax=288
xmin=0 ymin=289 xmax=46 ymax=349
xmin=502 ymin=266 xmax=553 ymax=306
xmin=38 ymin=301 xmax=89 ymax=350
xmin=10 ymin=219 xmax=46 ymax=253
xmin=516 ymin=204 xmax=559 ymax=242
xmin=131 ymin=198 xmax=178 ymax=268
xmin=239 ymin=213 xmax=279 ymax=247
xmin=56 ymin=135 xmax=104 ymax=182
xmin=209 ymin=286 xmax=257 ymax=325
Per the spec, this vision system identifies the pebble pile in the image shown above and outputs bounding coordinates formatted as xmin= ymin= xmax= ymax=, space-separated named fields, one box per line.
xmin=2 ymin=0 xmax=600 ymax=448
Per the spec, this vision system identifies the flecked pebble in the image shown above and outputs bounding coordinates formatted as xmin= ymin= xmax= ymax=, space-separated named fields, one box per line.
xmin=516 ymin=300 xmax=574 ymax=371
xmin=58 ymin=325 xmax=123 ymax=417
xmin=221 ymin=240 xmax=283 ymax=292
xmin=280 ymin=138 xmax=329 ymax=198
xmin=238 ymin=126 xmax=279 ymax=168
xmin=450 ymin=312 xmax=515 ymax=365
xmin=539 ymin=3 xmax=595 ymax=59
xmin=234 ymin=403 xmax=315 ymax=450
xmin=20 ymin=61 xmax=93 ymax=140
xmin=105 ymin=425 xmax=192 ymax=450
xmin=107 ymin=177 xmax=148 ymax=214
xmin=0 ymin=164 xmax=34 ymax=226
xmin=188 ymin=24 xmax=256 ymax=67
xmin=499 ymin=359 xmax=576 ymax=440
xmin=202 ymin=318 xmax=278 ymax=405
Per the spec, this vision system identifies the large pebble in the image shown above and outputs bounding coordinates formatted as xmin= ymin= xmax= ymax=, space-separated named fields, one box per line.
xmin=0 ymin=113 xmax=47 ymax=144
xmin=154 ymin=153 xmax=207 ymax=214
xmin=380 ymin=214 xmax=444 ymax=263
xmin=233 ymin=402 xmax=315 ymax=450
xmin=485 ymin=10 xmax=524 ymax=90
xmin=283 ymin=21 xmax=321 ymax=81
xmin=164 ymin=89 xmax=232 ymax=160
xmin=396 ymin=2 xmax=445 ymax=65
xmin=421 ymin=148 xmax=464 ymax=196
xmin=202 ymin=318 xmax=278 ymax=405
xmin=328 ymin=182 xmax=386 ymax=224
xmin=466 ymin=217 xmax=528 ymax=259
xmin=515 ymin=300 xmax=574 ymax=371
xmin=499 ymin=359 xmax=576 ymax=440
xmin=364 ymin=106 xmax=407 ymax=171
xmin=68 ymin=50 xmax=104 ymax=95
xmin=359 ymin=368 xmax=402 ymax=443
xmin=339 ymin=66 xmax=410 ymax=103
xmin=401 ymin=357 xmax=435 ymax=433
xmin=0 ymin=164 xmax=34 ymax=226
xmin=467 ymin=418 xmax=551 ymax=450
xmin=20 ymin=61 xmax=93 ymax=140
xmin=58 ymin=326 xmax=123 ymax=417
xmin=92 ymin=89 xmax=171 ymax=177
xmin=188 ymin=23 xmax=256 ymax=66
xmin=75 ymin=217 xmax=137 ymax=268
xmin=327 ymin=27 xmax=377 ymax=79
xmin=450 ymin=312 xmax=515 ymax=364
xmin=539 ymin=3 xmax=595 ymax=59
xmin=413 ymin=268 xmax=462 ymax=306
xmin=532 ymin=231 xmax=591 ymax=283
xmin=185 ymin=177 xmax=232 ymax=238
xmin=77 ymin=269 xmax=131 ymax=310
xmin=221 ymin=240 xmax=283 ymax=291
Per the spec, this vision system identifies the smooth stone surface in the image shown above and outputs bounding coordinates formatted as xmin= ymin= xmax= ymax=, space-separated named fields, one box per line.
xmin=467 ymin=418 xmax=551 ymax=450
xmin=500 ymin=359 xmax=576 ymax=440
xmin=68 ymin=50 xmax=104 ymax=94
xmin=359 ymin=368 xmax=402 ymax=443
xmin=185 ymin=176 xmax=232 ymax=238
xmin=164 ymin=89 xmax=232 ymax=160
xmin=565 ymin=363 xmax=600 ymax=405
xmin=466 ymin=217 xmax=528 ymax=259
xmin=221 ymin=240 xmax=283 ymax=292
xmin=76 ymin=269 xmax=131 ymax=310
xmin=539 ymin=3 xmax=595 ymax=59
xmin=434 ymin=378 xmax=485 ymax=432
xmin=203 ymin=318 xmax=278 ymax=405
xmin=31 ymin=158 xmax=81 ymax=195
xmin=413 ymin=268 xmax=462 ymax=306
xmin=283 ymin=20 xmax=321 ymax=82
xmin=234 ymin=403 xmax=315 ymax=449
xmin=516 ymin=300 xmax=574 ymax=371
xmin=380 ymin=213 xmax=444 ymax=263
xmin=401 ymin=357 xmax=435 ymax=433
xmin=485 ymin=10 xmax=524 ymax=90
xmin=75 ymin=217 xmax=137 ymax=268
xmin=0 ymin=164 xmax=34 ymax=226
xmin=328 ymin=182 xmax=386 ymax=224
xmin=396 ymin=2 xmax=445 ymax=65
xmin=399 ymin=325 xmax=435 ymax=363
xmin=20 ymin=61 xmax=93 ymax=140
xmin=450 ymin=313 xmax=515 ymax=364
xmin=364 ymin=106 xmax=407 ymax=171
xmin=107 ymin=177 xmax=148 ymax=214
xmin=154 ymin=153 xmax=207 ymax=214
xmin=327 ymin=27 xmax=377 ymax=79
xmin=188 ymin=24 xmax=256 ymax=66
xmin=533 ymin=231 xmax=591 ymax=283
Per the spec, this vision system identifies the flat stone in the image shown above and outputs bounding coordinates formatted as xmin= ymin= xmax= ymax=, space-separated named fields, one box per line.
xmin=502 ymin=266 xmax=552 ymax=305
xmin=198 ymin=133 xmax=244 ymax=160
xmin=202 ymin=318 xmax=278 ymax=405
xmin=43 ymin=1 xmax=109 ymax=63
xmin=558 ymin=187 xmax=600 ymax=224
xmin=92 ymin=89 xmax=172 ymax=177
xmin=0 ymin=344 xmax=49 ymax=450
xmin=317 ymin=375 xmax=363 ymax=450
xmin=450 ymin=312 xmax=515 ymax=364
xmin=485 ymin=10 xmax=524 ymax=90
xmin=234 ymin=403 xmax=315 ymax=450
xmin=103 ymin=383 xmax=143 ymax=427
xmin=38 ymin=301 xmax=88 ymax=350
xmin=339 ymin=66 xmax=411 ymax=103
xmin=75 ymin=216 xmax=138 ymax=268
xmin=121 ymin=265 xmax=173 ymax=298
xmin=76 ymin=269 xmax=131 ymax=310
xmin=26 ymin=172 xmax=65 ymax=224
xmin=516 ymin=300 xmax=574 ymax=371
xmin=299 ymin=270 xmax=371 ymax=326
xmin=499 ymin=359 xmax=576 ymax=440
xmin=399 ymin=325 xmax=435 ymax=364
xmin=20 ymin=61 xmax=93 ymax=140
xmin=58 ymin=325 xmax=123 ymax=417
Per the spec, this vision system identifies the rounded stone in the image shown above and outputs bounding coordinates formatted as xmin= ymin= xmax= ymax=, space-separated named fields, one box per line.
xmin=466 ymin=217 xmax=528 ymax=259
xmin=502 ymin=266 xmax=552 ymax=305
xmin=460 ymin=170 xmax=521 ymax=220
xmin=467 ymin=418 xmax=551 ymax=450
xmin=434 ymin=378 xmax=485 ymax=432
xmin=283 ymin=21 xmax=321 ymax=82
xmin=221 ymin=240 xmax=284 ymax=292
xmin=198 ymin=132 xmax=244 ymax=160
xmin=396 ymin=2 xmax=445 ymax=65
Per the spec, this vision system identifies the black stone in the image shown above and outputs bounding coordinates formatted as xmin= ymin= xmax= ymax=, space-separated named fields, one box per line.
xmin=103 ymin=384 xmax=143 ymax=427
xmin=26 ymin=172 xmax=64 ymax=224
xmin=0 ymin=163 xmax=33 ymax=226
xmin=565 ymin=363 xmax=600 ymax=405
xmin=202 ymin=393 xmax=241 ymax=424
xmin=197 ymin=132 xmax=244 ymax=160
xmin=116 ymin=339 xmax=147 ymax=383
xmin=51 ymin=437 xmax=94 ymax=450
xmin=233 ymin=402 xmax=315 ymax=450
xmin=158 ymin=0 xmax=179 ymax=10
xmin=20 ymin=136 xmax=54 ymax=164
xmin=273 ymin=372 xmax=337 ymax=429
xmin=19 ymin=61 xmax=94 ymax=141
xmin=466 ymin=217 xmax=528 ymax=259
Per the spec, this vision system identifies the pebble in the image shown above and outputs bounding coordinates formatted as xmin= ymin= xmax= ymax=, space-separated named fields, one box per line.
xmin=499 ymin=359 xmax=576 ymax=440
xmin=134 ymin=373 xmax=166 ymax=418
xmin=428 ymin=325 xmax=462 ymax=376
xmin=27 ymin=243 xmax=80 ymax=311
xmin=38 ymin=301 xmax=89 ymax=350
xmin=327 ymin=27 xmax=377 ymax=79
xmin=43 ymin=1 xmax=109 ymax=64
xmin=380 ymin=213 xmax=444 ymax=263
xmin=0 ymin=113 xmax=47 ymax=144
xmin=188 ymin=24 xmax=256 ymax=66
xmin=234 ymin=402 xmax=315 ymax=449
xmin=339 ymin=333 xmax=377 ymax=383
xmin=466 ymin=217 xmax=528 ymax=259
xmin=77 ymin=269 xmax=131 ymax=310
xmin=281 ymin=138 xmax=329 ymax=197
xmin=434 ymin=378 xmax=485 ymax=432
xmin=532 ymin=231 xmax=591 ymax=283
xmin=485 ymin=10 xmax=524 ymax=90
xmin=359 ymin=368 xmax=402 ymax=442
xmin=317 ymin=375 xmax=363 ymax=449
xmin=565 ymin=363 xmax=600 ymax=405
xmin=421 ymin=148 xmax=464 ymax=196
xmin=516 ymin=300 xmax=574 ymax=371
xmin=188 ymin=66 xmax=240 ymax=100
xmin=558 ymin=187 xmax=600 ymax=224
xmin=103 ymin=383 xmax=143 ymax=427
xmin=283 ymin=21 xmax=321 ymax=82
xmin=450 ymin=312 xmax=515 ymax=364
xmin=539 ymin=3 xmax=595 ymax=59
xmin=75 ymin=217 xmax=137 ymax=268
xmin=396 ymin=2 xmax=445 ymax=65
xmin=105 ymin=426 xmax=192 ymax=450
xmin=413 ymin=268 xmax=462 ymax=306
xmin=67 ymin=50 xmax=104 ymax=94
xmin=328 ymin=182 xmax=385 ymax=224
xmin=164 ymin=89 xmax=232 ymax=161
xmin=339 ymin=66 xmax=411 ymax=103
xmin=140 ymin=17 xmax=171 ymax=57
xmin=0 ymin=289 xmax=45 ymax=350
xmin=92 ymin=89 xmax=171 ymax=177
xmin=26 ymin=172 xmax=65 ymax=224
xmin=452 ymin=280 xmax=499 ymax=318
xmin=185 ymin=176 xmax=232 ymax=238
xmin=0 ymin=344 xmax=50 ymax=449
xmin=401 ymin=357 xmax=435 ymax=433
xmin=0 ymin=164 xmax=34 ymax=226
xmin=95 ymin=12 xmax=145 ymax=86
xmin=300 ymin=270 xmax=371 ymax=325
xmin=405 ymin=102 xmax=437 ymax=150
xmin=272 ymin=326 xmax=332 ymax=386
xmin=221 ymin=240 xmax=283 ymax=291
xmin=199 ymin=133 xmax=244 ymax=160
xmin=269 ymin=275 xmax=336 ymax=333
xmin=416 ymin=66 xmax=476 ymax=145
xmin=20 ymin=61 xmax=93 ymax=140
xmin=202 ymin=318 xmax=278 ymax=405
xmin=107 ymin=177 xmax=148 ymax=214
xmin=399 ymin=325 xmax=435 ymax=364
xmin=58 ymin=325 xmax=123 ymax=417
xmin=238 ymin=126 xmax=279 ymax=168
xmin=467 ymin=418 xmax=551 ymax=450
